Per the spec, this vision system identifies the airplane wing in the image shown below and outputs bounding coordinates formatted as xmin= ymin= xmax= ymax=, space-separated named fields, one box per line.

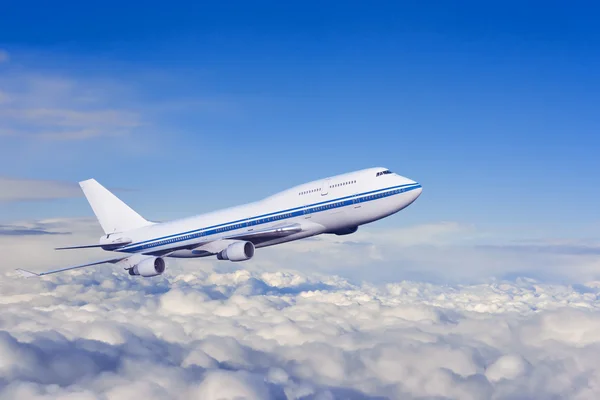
xmin=17 ymin=223 xmax=311 ymax=275
xmin=226 ymin=223 xmax=303 ymax=242
xmin=15 ymin=256 xmax=127 ymax=278
xmin=144 ymin=223 xmax=304 ymax=257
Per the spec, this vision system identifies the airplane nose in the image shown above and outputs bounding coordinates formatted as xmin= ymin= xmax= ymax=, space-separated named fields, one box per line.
xmin=411 ymin=184 xmax=423 ymax=201
xmin=395 ymin=175 xmax=422 ymax=202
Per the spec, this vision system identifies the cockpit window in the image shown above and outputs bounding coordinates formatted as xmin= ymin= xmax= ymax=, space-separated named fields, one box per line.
xmin=376 ymin=170 xmax=392 ymax=177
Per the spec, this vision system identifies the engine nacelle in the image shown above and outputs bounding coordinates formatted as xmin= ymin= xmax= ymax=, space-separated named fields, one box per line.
xmin=217 ymin=241 xmax=255 ymax=262
xmin=328 ymin=226 xmax=358 ymax=236
xmin=128 ymin=257 xmax=166 ymax=277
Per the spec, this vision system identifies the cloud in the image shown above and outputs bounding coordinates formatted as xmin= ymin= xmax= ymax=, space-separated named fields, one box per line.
xmin=2 ymin=261 xmax=600 ymax=399
xmin=0 ymin=218 xmax=104 ymax=273
xmin=0 ymin=177 xmax=82 ymax=202
xmin=0 ymin=225 xmax=64 ymax=236
xmin=248 ymin=223 xmax=600 ymax=285
xmin=3 ymin=218 xmax=600 ymax=398
xmin=0 ymin=108 xmax=139 ymax=128
xmin=0 ymin=71 xmax=142 ymax=141
xmin=190 ymin=370 xmax=275 ymax=399
xmin=478 ymin=243 xmax=600 ymax=255
xmin=3 ymin=217 xmax=600 ymax=285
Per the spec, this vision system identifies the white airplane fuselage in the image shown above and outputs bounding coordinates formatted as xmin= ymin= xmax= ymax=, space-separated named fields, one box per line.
xmin=110 ymin=167 xmax=422 ymax=259
xmin=16 ymin=167 xmax=423 ymax=278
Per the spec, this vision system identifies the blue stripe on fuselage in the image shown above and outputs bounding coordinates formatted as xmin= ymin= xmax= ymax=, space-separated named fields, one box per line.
xmin=120 ymin=183 xmax=421 ymax=253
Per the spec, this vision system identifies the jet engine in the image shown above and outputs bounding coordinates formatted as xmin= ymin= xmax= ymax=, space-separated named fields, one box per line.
xmin=127 ymin=257 xmax=166 ymax=277
xmin=328 ymin=226 xmax=358 ymax=236
xmin=217 ymin=241 xmax=255 ymax=262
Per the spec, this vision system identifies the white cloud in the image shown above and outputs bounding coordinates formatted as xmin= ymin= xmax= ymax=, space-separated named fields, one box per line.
xmin=2 ymin=262 xmax=600 ymax=399
xmin=248 ymin=224 xmax=600 ymax=285
xmin=0 ymin=178 xmax=83 ymax=202
xmin=0 ymin=72 xmax=142 ymax=141
xmin=4 ymin=217 xmax=600 ymax=286
xmin=189 ymin=370 xmax=273 ymax=399
xmin=2 ymin=218 xmax=600 ymax=398
xmin=0 ymin=108 xmax=139 ymax=128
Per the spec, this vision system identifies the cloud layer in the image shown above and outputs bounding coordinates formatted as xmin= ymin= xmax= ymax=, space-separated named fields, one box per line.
xmin=3 ymin=259 xmax=600 ymax=399
xmin=2 ymin=218 xmax=600 ymax=399
xmin=2 ymin=218 xmax=600 ymax=284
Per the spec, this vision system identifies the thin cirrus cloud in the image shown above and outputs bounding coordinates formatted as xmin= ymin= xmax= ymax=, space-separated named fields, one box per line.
xmin=0 ymin=177 xmax=137 ymax=204
xmin=0 ymin=59 xmax=143 ymax=141
xmin=0 ymin=108 xmax=141 ymax=141
xmin=0 ymin=177 xmax=83 ymax=202
xmin=0 ymin=225 xmax=64 ymax=236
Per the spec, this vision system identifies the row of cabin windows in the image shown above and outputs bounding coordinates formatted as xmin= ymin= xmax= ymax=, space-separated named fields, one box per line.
xmin=274 ymin=213 xmax=292 ymax=220
xmin=299 ymin=188 xmax=321 ymax=195
xmin=361 ymin=188 xmax=404 ymax=201
xmin=376 ymin=170 xmax=393 ymax=177
xmin=217 ymin=214 xmax=296 ymax=229
xmin=312 ymin=201 xmax=346 ymax=211
xmin=216 ymin=223 xmax=244 ymax=233
xmin=254 ymin=213 xmax=294 ymax=222
xmin=298 ymin=180 xmax=358 ymax=196
xmin=330 ymin=180 xmax=356 ymax=188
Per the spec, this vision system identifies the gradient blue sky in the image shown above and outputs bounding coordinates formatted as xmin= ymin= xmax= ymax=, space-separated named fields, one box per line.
xmin=1 ymin=1 xmax=599 ymax=239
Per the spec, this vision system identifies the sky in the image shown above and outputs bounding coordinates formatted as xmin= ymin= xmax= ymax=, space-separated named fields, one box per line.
xmin=3 ymin=2 xmax=600 ymax=399
xmin=1 ymin=1 xmax=599 ymax=234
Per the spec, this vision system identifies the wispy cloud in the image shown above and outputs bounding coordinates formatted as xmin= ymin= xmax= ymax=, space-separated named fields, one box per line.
xmin=0 ymin=225 xmax=65 ymax=236
xmin=478 ymin=243 xmax=600 ymax=255
xmin=3 ymin=217 xmax=600 ymax=285
xmin=0 ymin=177 xmax=82 ymax=202
xmin=250 ymin=222 xmax=600 ymax=284
xmin=0 ymin=70 xmax=143 ymax=141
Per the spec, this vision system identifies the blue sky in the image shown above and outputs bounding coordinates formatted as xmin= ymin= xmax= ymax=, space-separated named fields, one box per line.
xmin=1 ymin=1 xmax=599 ymax=240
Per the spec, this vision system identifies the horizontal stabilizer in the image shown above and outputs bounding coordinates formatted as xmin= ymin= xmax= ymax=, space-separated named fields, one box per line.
xmin=15 ymin=269 xmax=39 ymax=278
xmin=15 ymin=256 xmax=127 ymax=278
xmin=55 ymin=240 xmax=132 ymax=250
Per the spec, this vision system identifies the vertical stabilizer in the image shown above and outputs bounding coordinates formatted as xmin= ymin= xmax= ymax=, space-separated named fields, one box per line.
xmin=79 ymin=179 xmax=152 ymax=234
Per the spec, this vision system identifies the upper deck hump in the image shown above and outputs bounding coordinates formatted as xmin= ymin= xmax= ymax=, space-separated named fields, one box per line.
xmin=139 ymin=167 xmax=390 ymax=236
xmin=263 ymin=167 xmax=385 ymax=201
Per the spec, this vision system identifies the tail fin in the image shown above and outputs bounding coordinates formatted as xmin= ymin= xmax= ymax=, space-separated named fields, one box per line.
xmin=79 ymin=179 xmax=152 ymax=234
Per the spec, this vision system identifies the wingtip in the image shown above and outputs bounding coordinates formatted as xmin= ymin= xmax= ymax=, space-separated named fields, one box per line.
xmin=15 ymin=268 xmax=40 ymax=278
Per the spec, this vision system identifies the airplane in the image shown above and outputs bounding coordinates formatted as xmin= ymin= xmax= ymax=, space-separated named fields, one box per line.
xmin=16 ymin=167 xmax=422 ymax=278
